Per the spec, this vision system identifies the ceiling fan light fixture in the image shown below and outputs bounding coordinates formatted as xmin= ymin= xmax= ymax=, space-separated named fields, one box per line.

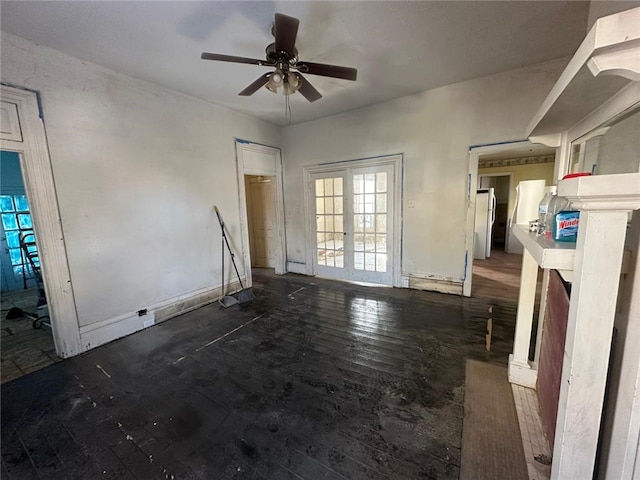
xmin=266 ymin=69 xmax=284 ymax=93
xmin=283 ymin=72 xmax=301 ymax=95
xmin=288 ymin=72 xmax=300 ymax=89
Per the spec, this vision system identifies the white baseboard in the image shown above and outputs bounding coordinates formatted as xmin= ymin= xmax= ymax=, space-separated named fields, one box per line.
xmin=78 ymin=280 xmax=243 ymax=352
xmin=403 ymin=274 xmax=463 ymax=295
xmin=79 ymin=311 xmax=155 ymax=352
xmin=287 ymin=261 xmax=308 ymax=274
xmin=508 ymin=354 xmax=538 ymax=389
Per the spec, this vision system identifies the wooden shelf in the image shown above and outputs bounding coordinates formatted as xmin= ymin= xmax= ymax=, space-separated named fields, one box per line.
xmin=527 ymin=7 xmax=640 ymax=138
xmin=558 ymin=172 xmax=640 ymax=210
xmin=514 ymin=223 xmax=632 ymax=278
xmin=513 ymin=225 xmax=575 ymax=270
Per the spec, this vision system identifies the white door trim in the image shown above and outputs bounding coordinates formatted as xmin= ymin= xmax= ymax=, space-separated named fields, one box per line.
xmin=464 ymin=140 xmax=556 ymax=297
xmin=303 ymin=154 xmax=403 ymax=287
xmin=235 ymin=141 xmax=286 ymax=282
xmin=0 ymin=85 xmax=81 ymax=357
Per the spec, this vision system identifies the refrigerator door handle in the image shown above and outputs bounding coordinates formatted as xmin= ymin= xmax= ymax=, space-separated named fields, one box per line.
xmin=490 ymin=193 xmax=497 ymax=226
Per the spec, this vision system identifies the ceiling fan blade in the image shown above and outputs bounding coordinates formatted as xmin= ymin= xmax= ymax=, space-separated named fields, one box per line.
xmin=297 ymin=74 xmax=322 ymax=102
xmin=296 ymin=61 xmax=357 ymax=81
xmin=201 ymin=52 xmax=268 ymax=66
xmin=239 ymin=73 xmax=271 ymax=96
xmin=274 ymin=13 xmax=299 ymax=57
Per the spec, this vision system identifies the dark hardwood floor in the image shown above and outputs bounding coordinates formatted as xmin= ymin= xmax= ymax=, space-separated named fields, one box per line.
xmin=1 ymin=269 xmax=518 ymax=479
xmin=472 ymin=250 xmax=543 ymax=303
xmin=1 ymin=287 xmax=59 ymax=384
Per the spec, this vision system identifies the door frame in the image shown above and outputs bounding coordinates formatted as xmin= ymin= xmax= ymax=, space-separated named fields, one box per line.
xmin=464 ymin=140 xmax=557 ymax=297
xmin=303 ymin=154 xmax=403 ymax=287
xmin=477 ymin=172 xmax=514 ymax=252
xmin=0 ymin=85 xmax=81 ymax=357
xmin=235 ymin=140 xmax=286 ymax=285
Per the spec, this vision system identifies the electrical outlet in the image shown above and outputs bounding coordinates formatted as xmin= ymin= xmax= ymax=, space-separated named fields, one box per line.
xmin=143 ymin=318 xmax=155 ymax=328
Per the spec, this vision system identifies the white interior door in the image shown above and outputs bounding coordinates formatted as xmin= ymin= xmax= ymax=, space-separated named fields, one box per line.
xmin=311 ymin=163 xmax=394 ymax=285
xmin=246 ymin=176 xmax=276 ymax=268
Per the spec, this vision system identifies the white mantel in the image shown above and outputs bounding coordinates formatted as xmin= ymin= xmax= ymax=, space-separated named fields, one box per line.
xmin=558 ymin=172 xmax=640 ymax=210
xmin=510 ymin=176 xmax=640 ymax=480
xmin=510 ymin=6 xmax=640 ymax=480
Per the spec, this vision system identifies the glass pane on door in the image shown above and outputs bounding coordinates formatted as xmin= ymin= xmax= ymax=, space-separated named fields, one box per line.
xmin=310 ymin=160 xmax=395 ymax=286
xmin=315 ymin=177 xmax=344 ymax=268
xmin=353 ymin=172 xmax=388 ymax=272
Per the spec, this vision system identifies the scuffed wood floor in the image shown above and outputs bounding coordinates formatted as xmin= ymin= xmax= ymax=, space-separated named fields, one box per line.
xmin=1 ymin=287 xmax=59 ymax=384
xmin=2 ymin=269 xmax=523 ymax=479
xmin=472 ymin=250 xmax=543 ymax=303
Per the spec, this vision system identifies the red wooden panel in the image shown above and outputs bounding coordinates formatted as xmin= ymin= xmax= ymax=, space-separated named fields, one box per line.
xmin=536 ymin=270 xmax=570 ymax=449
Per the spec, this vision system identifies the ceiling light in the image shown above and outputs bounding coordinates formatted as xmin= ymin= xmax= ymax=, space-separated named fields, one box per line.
xmin=266 ymin=69 xmax=284 ymax=93
xmin=283 ymin=72 xmax=301 ymax=96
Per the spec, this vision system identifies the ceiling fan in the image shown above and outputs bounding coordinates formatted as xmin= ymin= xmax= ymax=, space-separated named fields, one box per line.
xmin=201 ymin=13 xmax=357 ymax=102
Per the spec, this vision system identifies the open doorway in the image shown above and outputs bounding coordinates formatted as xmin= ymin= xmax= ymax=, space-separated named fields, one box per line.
xmin=1 ymin=85 xmax=81 ymax=361
xmin=244 ymin=175 xmax=277 ymax=269
xmin=235 ymin=141 xmax=286 ymax=284
xmin=464 ymin=141 xmax=556 ymax=298
xmin=1 ymin=150 xmax=59 ymax=383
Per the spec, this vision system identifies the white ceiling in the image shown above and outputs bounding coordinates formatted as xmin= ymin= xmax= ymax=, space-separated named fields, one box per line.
xmin=480 ymin=144 xmax=556 ymax=161
xmin=0 ymin=1 xmax=590 ymax=126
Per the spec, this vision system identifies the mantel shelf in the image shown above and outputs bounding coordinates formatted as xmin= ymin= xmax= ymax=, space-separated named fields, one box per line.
xmin=513 ymin=225 xmax=575 ymax=270
xmin=558 ymin=172 xmax=640 ymax=211
xmin=527 ymin=7 xmax=640 ymax=138
xmin=513 ymin=223 xmax=632 ymax=278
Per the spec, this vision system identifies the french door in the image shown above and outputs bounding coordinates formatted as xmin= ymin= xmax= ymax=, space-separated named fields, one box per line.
xmin=311 ymin=162 xmax=395 ymax=285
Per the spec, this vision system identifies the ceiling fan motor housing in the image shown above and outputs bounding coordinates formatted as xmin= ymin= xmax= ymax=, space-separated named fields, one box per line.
xmin=265 ymin=43 xmax=298 ymax=66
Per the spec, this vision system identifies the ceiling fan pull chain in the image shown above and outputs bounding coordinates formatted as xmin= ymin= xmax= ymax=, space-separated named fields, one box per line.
xmin=284 ymin=93 xmax=291 ymax=125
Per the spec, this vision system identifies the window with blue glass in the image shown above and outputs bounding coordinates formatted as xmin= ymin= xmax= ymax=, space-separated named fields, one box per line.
xmin=0 ymin=194 xmax=37 ymax=278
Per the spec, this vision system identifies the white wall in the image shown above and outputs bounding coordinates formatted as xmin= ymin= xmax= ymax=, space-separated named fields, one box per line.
xmin=587 ymin=0 xmax=640 ymax=29
xmin=1 ymin=32 xmax=280 ymax=347
xmin=281 ymin=59 xmax=566 ymax=285
xmin=596 ymin=109 xmax=640 ymax=175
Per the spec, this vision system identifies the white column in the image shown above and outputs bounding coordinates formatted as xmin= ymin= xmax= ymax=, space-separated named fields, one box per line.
xmin=602 ymin=212 xmax=640 ymax=480
xmin=551 ymin=209 xmax=629 ymax=480
xmin=508 ymin=248 xmax=538 ymax=388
